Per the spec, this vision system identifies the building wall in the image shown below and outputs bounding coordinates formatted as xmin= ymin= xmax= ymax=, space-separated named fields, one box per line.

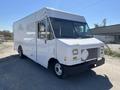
xmin=94 ymin=35 xmax=115 ymax=43
xmin=0 ymin=35 xmax=5 ymax=42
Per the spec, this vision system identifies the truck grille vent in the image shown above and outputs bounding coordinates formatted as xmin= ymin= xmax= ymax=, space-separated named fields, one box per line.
xmin=81 ymin=48 xmax=98 ymax=61
xmin=87 ymin=48 xmax=98 ymax=60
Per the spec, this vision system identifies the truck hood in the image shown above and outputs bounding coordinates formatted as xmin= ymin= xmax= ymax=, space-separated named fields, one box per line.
xmin=58 ymin=38 xmax=104 ymax=47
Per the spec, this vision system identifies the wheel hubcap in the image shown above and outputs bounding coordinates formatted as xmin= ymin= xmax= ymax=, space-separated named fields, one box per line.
xmin=55 ymin=63 xmax=62 ymax=76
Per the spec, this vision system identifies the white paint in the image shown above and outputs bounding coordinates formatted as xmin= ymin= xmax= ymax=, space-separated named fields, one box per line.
xmin=26 ymin=32 xmax=35 ymax=35
xmin=58 ymin=38 xmax=104 ymax=46
xmin=14 ymin=7 xmax=105 ymax=69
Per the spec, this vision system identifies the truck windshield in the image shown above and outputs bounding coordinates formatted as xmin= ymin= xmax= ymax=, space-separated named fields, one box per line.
xmin=50 ymin=17 xmax=91 ymax=38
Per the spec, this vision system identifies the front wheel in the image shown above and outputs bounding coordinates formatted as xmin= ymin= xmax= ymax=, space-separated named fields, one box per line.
xmin=54 ymin=62 xmax=67 ymax=79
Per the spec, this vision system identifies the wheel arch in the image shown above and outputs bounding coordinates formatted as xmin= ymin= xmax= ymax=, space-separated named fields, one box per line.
xmin=18 ymin=45 xmax=23 ymax=52
xmin=48 ymin=58 xmax=59 ymax=69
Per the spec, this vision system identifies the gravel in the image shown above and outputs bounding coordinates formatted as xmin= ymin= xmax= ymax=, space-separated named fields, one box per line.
xmin=0 ymin=42 xmax=120 ymax=90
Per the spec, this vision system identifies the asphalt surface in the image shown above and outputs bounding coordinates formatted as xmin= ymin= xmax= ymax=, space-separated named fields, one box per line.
xmin=0 ymin=55 xmax=113 ymax=90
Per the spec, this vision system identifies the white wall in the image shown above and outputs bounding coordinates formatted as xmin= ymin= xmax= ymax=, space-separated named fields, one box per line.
xmin=94 ymin=35 xmax=115 ymax=43
xmin=0 ymin=36 xmax=5 ymax=42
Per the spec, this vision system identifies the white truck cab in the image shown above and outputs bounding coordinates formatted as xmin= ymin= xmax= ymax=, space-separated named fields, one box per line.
xmin=14 ymin=7 xmax=105 ymax=78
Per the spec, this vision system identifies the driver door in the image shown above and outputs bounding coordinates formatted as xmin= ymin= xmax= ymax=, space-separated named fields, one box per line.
xmin=36 ymin=18 xmax=56 ymax=68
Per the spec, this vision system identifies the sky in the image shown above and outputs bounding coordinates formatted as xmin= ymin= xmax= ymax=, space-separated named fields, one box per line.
xmin=0 ymin=0 xmax=120 ymax=32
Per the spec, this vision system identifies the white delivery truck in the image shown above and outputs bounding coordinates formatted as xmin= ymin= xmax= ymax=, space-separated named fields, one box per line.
xmin=13 ymin=7 xmax=105 ymax=78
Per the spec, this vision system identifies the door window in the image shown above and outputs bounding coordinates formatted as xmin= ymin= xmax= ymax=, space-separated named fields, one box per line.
xmin=38 ymin=20 xmax=46 ymax=39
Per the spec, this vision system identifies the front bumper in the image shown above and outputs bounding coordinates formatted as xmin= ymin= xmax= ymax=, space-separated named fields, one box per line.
xmin=63 ymin=57 xmax=105 ymax=74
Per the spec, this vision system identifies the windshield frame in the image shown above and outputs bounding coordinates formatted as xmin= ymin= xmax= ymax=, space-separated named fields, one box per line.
xmin=49 ymin=17 xmax=91 ymax=39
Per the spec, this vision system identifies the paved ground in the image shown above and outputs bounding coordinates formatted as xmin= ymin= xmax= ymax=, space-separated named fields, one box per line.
xmin=0 ymin=42 xmax=120 ymax=90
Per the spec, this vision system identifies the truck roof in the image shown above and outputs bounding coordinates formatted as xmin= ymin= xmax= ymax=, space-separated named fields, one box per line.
xmin=14 ymin=7 xmax=86 ymax=24
xmin=45 ymin=7 xmax=86 ymax=22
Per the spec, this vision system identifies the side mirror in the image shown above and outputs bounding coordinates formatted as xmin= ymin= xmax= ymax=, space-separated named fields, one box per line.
xmin=40 ymin=25 xmax=45 ymax=32
xmin=46 ymin=32 xmax=54 ymax=40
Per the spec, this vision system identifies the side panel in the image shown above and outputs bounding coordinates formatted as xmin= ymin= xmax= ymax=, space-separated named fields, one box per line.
xmin=56 ymin=40 xmax=70 ymax=65
xmin=13 ymin=9 xmax=46 ymax=61
xmin=37 ymin=39 xmax=56 ymax=68
xmin=23 ymin=22 xmax=36 ymax=60
xmin=14 ymin=22 xmax=36 ymax=60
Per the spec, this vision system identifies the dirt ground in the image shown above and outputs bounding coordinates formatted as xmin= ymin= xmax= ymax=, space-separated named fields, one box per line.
xmin=0 ymin=42 xmax=120 ymax=90
xmin=106 ymin=44 xmax=120 ymax=53
xmin=0 ymin=42 xmax=17 ymax=59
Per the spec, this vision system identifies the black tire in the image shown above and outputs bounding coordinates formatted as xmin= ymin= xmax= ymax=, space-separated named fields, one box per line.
xmin=53 ymin=61 xmax=67 ymax=79
xmin=18 ymin=46 xmax=24 ymax=58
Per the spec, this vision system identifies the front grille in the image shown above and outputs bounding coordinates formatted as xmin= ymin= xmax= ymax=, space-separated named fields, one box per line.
xmin=81 ymin=48 xmax=98 ymax=60
xmin=87 ymin=48 xmax=98 ymax=60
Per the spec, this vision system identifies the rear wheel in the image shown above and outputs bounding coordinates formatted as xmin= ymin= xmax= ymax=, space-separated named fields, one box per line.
xmin=53 ymin=62 xmax=67 ymax=79
xmin=18 ymin=46 xmax=24 ymax=58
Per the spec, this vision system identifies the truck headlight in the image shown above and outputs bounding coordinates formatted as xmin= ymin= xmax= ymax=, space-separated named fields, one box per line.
xmin=81 ymin=49 xmax=89 ymax=60
xmin=72 ymin=49 xmax=78 ymax=55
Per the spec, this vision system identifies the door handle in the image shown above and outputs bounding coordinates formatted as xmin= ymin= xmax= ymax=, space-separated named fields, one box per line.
xmin=45 ymin=39 xmax=47 ymax=44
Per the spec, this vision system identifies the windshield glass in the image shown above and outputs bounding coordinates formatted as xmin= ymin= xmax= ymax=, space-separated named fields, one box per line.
xmin=50 ymin=17 xmax=91 ymax=38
